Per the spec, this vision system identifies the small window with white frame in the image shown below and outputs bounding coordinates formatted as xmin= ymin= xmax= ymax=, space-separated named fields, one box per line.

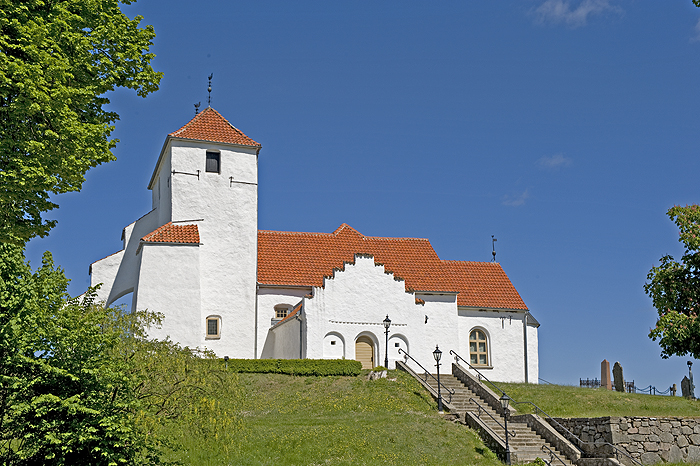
xmin=206 ymin=315 xmax=221 ymax=339
xmin=275 ymin=305 xmax=290 ymax=319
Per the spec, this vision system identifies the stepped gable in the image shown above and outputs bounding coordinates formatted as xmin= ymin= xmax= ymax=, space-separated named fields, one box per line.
xmin=168 ymin=107 xmax=260 ymax=147
xmin=258 ymin=224 xmax=527 ymax=310
xmin=141 ymin=222 xmax=200 ymax=244
xmin=440 ymin=260 xmax=527 ymax=310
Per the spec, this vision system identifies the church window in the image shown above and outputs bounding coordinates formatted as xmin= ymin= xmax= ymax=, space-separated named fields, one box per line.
xmin=469 ymin=329 xmax=488 ymax=366
xmin=206 ymin=151 xmax=220 ymax=173
xmin=206 ymin=316 xmax=221 ymax=339
xmin=275 ymin=305 xmax=289 ymax=319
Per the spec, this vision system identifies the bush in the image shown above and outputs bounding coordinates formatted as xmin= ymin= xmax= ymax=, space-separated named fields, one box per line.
xmin=224 ymin=358 xmax=362 ymax=376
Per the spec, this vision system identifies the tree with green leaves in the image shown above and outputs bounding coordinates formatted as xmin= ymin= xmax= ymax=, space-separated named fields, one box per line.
xmin=645 ymin=205 xmax=700 ymax=360
xmin=0 ymin=0 xmax=162 ymax=244
xmin=0 ymin=244 xmax=156 ymax=464
xmin=0 ymin=243 xmax=242 ymax=464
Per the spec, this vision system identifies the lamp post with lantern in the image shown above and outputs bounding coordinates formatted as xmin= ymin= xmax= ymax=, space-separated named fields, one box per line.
xmin=383 ymin=315 xmax=391 ymax=368
xmin=433 ymin=345 xmax=443 ymax=413
xmin=500 ymin=393 xmax=512 ymax=465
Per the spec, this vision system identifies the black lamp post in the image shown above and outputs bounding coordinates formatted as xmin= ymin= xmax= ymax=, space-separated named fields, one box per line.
xmin=500 ymin=393 xmax=512 ymax=465
xmin=383 ymin=315 xmax=391 ymax=368
xmin=433 ymin=345 xmax=443 ymax=413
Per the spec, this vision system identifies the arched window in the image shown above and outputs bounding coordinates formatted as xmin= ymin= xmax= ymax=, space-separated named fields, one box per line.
xmin=469 ymin=329 xmax=488 ymax=366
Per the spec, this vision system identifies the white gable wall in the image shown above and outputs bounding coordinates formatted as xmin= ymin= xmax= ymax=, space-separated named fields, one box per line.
xmin=302 ymin=255 xmax=460 ymax=371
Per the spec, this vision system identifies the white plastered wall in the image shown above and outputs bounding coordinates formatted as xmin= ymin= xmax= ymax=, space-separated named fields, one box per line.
xmin=299 ymin=255 xmax=460 ymax=370
xmin=457 ymin=308 xmax=539 ymax=383
xmin=135 ymin=243 xmax=201 ymax=347
xmin=256 ymin=286 xmax=310 ymax=358
xmin=262 ymin=315 xmax=302 ymax=359
xmin=167 ymin=139 xmax=259 ymax=358
xmin=90 ymin=209 xmax=159 ymax=306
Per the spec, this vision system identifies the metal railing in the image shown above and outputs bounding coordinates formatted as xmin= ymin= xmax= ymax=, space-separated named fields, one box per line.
xmin=541 ymin=444 xmax=568 ymax=466
xmin=469 ymin=397 xmax=516 ymax=443
xmin=398 ymin=348 xmax=455 ymax=403
xmin=508 ymin=402 xmax=642 ymax=466
xmin=449 ymin=350 xmax=642 ymax=466
xmin=449 ymin=349 xmax=507 ymax=397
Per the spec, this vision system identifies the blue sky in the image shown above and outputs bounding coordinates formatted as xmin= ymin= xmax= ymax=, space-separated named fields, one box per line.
xmin=26 ymin=1 xmax=700 ymax=388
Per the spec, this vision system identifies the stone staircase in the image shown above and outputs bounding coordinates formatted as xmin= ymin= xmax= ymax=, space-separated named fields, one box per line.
xmin=424 ymin=374 xmax=576 ymax=466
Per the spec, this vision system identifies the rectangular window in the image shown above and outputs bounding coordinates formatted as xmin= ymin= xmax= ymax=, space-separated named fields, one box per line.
xmin=206 ymin=316 xmax=220 ymax=339
xmin=206 ymin=151 xmax=220 ymax=173
xmin=276 ymin=307 xmax=289 ymax=319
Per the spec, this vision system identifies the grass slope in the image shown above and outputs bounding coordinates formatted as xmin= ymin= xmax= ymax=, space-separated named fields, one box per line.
xmin=495 ymin=382 xmax=700 ymax=418
xmin=161 ymin=370 xmax=503 ymax=466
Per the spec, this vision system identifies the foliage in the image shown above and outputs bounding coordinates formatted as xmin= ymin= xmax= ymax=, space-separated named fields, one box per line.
xmin=0 ymin=243 xmax=153 ymax=465
xmin=0 ymin=0 xmax=162 ymax=243
xmin=225 ymin=358 xmax=362 ymax=376
xmin=645 ymin=205 xmax=700 ymax=359
xmin=0 ymin=243 xmax=244 ymax=464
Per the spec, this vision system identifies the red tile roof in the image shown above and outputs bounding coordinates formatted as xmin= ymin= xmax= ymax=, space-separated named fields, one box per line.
xmin=142 ymin=222 xmax=200 ymax=244
xmin=169 ymin=107 xmax=261 ymax=147
xmin=258 ymin=224 xmax=527 ymax=310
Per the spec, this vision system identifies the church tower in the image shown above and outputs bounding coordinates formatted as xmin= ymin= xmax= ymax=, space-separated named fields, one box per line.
xmin=138 ymin=107 xmax=261 ymax=357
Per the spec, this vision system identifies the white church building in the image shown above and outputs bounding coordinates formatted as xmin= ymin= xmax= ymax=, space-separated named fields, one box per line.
xmin=89 ymin=107 xmax=539 ymax=382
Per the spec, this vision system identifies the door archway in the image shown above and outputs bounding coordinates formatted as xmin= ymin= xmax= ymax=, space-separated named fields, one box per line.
xmin=355 ymin=336 xmax=375 ymax=369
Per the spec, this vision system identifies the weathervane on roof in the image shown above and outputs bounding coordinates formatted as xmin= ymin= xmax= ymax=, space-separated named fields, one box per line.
xmin=207 ymin=73 xmax=213 ymax=106
xmin=491 ymin=235 xmax=497 ymax=262
xmin=194 ymin=101 xmax=201 ymax=115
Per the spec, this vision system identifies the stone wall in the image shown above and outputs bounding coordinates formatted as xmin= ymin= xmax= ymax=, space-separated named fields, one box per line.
xmin=550 ymin=416 xmax=700 ymax=465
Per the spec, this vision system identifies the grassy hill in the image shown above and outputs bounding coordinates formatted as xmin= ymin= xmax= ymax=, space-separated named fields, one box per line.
xmin=156 ymin=370 xmax=503 ymax=465
xmin=495 ymin=381 xmax=700 ymax=418
xmin=151 ymin=369 xmax=700 ymax=465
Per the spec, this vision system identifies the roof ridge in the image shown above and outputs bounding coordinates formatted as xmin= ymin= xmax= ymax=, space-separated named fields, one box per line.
xmin=442 ymin=259 xmax=500 ymax=265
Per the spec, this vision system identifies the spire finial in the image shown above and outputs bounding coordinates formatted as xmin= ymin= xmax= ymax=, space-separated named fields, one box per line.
xmin=207 ymin=73 xmax=213 ymax=106
xmin=491 ymin=235 xmax=497 ymax=262
xmin=194 ymin=101 xmax=201 ymax=115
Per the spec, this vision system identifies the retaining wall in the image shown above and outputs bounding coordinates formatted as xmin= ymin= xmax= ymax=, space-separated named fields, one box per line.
xmin=551 ymin=416 xmax=700 ymax=465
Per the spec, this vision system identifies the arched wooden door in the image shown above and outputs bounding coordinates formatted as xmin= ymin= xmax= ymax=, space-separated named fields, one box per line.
xmin=355 ymin=336 xmax=374 ymax=369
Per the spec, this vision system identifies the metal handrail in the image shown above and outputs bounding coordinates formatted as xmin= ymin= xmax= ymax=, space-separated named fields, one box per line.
xmin=448 ymin=349 xmax=640 ymax=466
xmin=469 ymin=397 xmax=516 ymax=440
xmin=398 ymin=348 xmax=455 ymax=403
xmin=541 ymin=444 xmax=567 ymax=466
xmin=449 ymin=349 xmax=507 ymax=397
xmin=509 ymin=401 xmax=642 ymax=466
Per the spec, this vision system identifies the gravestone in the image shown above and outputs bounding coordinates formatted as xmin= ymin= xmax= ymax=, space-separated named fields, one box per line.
xmin=682 ymin=376 xmax=691 ymax=399
xmin=601 ymin=359 xmax=612 ymax=390
xmin=691 ymin=365 xmax=696 ymax=399
xmin=613 ymin=361 xmax=625 ymax=392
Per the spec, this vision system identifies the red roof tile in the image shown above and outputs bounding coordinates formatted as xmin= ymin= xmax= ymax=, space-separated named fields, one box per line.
xmin=142 ymin=222 xmax=200 ymax=244
xmin=169 ymin=107 xmax=260 ymax=147
xmin=258 ymin=224 xmax=527 ymax=310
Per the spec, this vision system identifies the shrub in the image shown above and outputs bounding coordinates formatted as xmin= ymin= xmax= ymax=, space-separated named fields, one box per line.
xmin=224 ymin=358 xmax=362 ymax=376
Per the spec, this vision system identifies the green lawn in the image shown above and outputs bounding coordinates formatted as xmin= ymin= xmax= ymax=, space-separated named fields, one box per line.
xmin=148 ymin=369 xmax=700 ymax=465
xmin=157 ymin=370 xmax=504 ymax=466
xmin=494 ymin=381 xmax=700 ymax=418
